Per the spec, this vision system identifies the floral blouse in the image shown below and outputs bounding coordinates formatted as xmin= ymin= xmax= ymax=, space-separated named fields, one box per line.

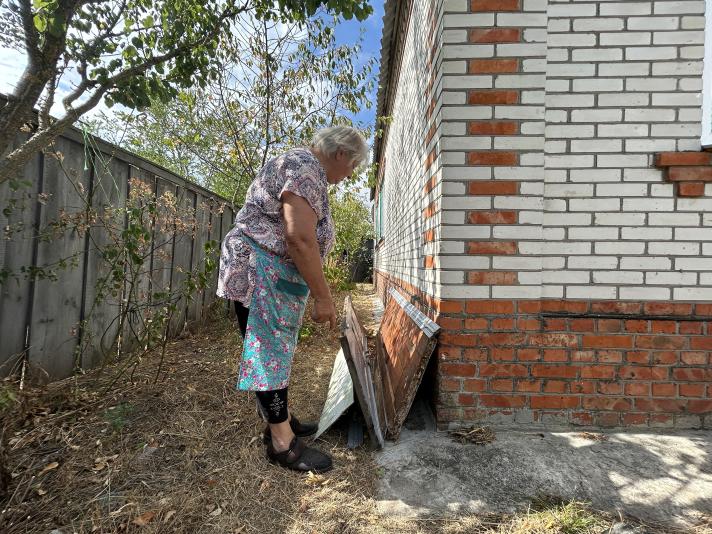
xmin=216 ymin=148 xmax=335 ymax=305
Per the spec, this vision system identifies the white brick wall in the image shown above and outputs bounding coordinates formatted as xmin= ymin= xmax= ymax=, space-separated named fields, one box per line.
xmin=543 ymin=0 xmax=710 ymax=301
xmin=377 ymin=0 xmax=712 ymax=302
xmin=375 ymin=1 xmax=440 ymax=294
xmin=429 ymin=0 xmax=547 ymax=301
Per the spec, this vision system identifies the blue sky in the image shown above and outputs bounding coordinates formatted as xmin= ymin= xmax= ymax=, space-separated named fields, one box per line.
xmin=0 ymin=1 xmax=385 ymax=131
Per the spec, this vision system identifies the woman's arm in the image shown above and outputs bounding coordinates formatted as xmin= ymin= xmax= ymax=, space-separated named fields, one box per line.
xmin=281 ymin=191 xmax=337 ymax=330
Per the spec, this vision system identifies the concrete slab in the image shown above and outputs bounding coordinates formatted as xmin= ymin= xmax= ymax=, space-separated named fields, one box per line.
xmin=376 ymin=426 xmax=712 ymax=528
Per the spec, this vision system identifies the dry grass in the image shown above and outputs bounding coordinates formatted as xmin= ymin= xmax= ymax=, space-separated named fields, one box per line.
xmin=1 ymin=284 xmax=709 ymax=534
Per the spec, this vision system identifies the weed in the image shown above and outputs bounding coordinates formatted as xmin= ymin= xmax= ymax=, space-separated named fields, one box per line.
xmin=103 ymin=402 xmax=134 ymax=432
xmin=0 ymin=386 xmax=17 ymax=412
xmin=506 ymin=499 xmax=609 ymax=534
xmin=299 ymin=322 xmax=316 ymax=340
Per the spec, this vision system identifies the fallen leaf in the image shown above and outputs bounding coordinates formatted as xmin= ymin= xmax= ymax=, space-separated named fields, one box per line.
xmin=305 ymin=472 xmax=325 ymax=486
xmin=92 ymin=454 xmax=118 ymax=471
xmin=209 ymin=506 xmax=222 ymax=517
xmin=39 ymin=462 xmax=59 ymax=475
xmin=579 ymin=431 xmax=608 ymax=442
xmin=163 ymin=510 xmax=176 ymax=523
xmin=132 ymin=511 xmax=156 ymax=526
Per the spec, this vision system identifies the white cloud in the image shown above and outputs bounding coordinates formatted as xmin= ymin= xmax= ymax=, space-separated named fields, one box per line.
xmin=0 ymin=46 xmax=27 ymax=95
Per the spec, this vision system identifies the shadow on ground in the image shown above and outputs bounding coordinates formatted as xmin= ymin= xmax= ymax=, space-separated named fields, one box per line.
xmin=376 ymin=406 xmax=712 ymax=530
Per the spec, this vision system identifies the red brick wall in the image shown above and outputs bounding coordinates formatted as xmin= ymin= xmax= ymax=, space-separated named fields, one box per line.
xmin=655 ymin=152 xmax=712 ymax=197
xmin=375 ymin=271 xmax=712 ymax=430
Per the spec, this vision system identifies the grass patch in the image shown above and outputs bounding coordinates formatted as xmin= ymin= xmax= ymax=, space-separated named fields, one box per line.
xmin=504 ymin=500 xmax=610 ymax=534
xmin=102 ymin=401 xmax=134 ymax=432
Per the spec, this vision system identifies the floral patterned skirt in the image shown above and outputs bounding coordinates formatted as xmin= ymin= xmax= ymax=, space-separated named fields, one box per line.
xmin=236 ymin=239 xmax=309 ymax=391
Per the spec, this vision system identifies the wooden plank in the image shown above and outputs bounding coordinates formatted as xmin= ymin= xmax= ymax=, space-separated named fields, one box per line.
xmin=81 ymin=153 xmax=128 ymax=369
xmin=204 ymin=198 xmax=222 ymax=309
xmin=119 ymin=166 xmax=154 ymax=352
xmin=168 ymin=186 xmax=195 ymax=335
xmin=373 ymin=334 xmax=393 ymax=435
xmin=29 ymin=138 xmax=90 ymax=379
xmin=221 ymin=207 xmax=236 ymax=319
xmin=0 ymin=140 xmax=41 ymax=376
xmin=340 ymin=296 xmax=385 ymax=448
xmin=187 ymin=195 xmax=209 ymax=322
xmin=150 ymin=178 xmax=175 ymax=306
xmin=378 ymin=288 xmax=440 ymax=440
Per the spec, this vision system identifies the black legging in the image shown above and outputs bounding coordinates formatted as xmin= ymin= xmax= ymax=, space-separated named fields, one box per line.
xmin=234 ymin=301 xmax=289 ymax=424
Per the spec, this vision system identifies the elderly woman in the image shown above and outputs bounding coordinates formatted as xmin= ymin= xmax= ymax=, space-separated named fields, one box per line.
xmin=217 ymin=126 xmax=368 ymax=473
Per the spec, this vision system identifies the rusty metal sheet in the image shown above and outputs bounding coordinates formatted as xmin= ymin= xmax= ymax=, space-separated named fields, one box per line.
xmin=340 ymin=295 xmax=385 ymax=449
xmin=379 ymin=288 xmax=440 ymax=440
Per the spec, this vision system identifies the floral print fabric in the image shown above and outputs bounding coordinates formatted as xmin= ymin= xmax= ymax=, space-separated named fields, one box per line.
xmin=237 ymin=238 xmax=309 ymax=391
xmin=216 ymin=148 xmax=335 ymax=305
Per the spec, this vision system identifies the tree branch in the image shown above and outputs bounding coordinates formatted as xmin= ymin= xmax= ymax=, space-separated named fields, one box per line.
xmin=0 ymin=0 xmax=79 ymax=158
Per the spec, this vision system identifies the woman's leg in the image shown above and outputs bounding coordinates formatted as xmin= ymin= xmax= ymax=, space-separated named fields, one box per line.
xmin=234 ymin=301 xmax=295 ymax=451
xmin=234 ymin=300 xmax=249 ymax=338
xmin=255 ymin=388 xmax=295 ymax=452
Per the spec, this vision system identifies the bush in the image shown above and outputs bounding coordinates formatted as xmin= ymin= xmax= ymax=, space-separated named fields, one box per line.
xmin=326 ymin=187 xmax=373 ymax=290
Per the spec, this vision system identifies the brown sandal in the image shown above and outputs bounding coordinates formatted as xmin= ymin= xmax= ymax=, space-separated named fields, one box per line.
xmin=266 ymin=436 xmax=333 ymax=473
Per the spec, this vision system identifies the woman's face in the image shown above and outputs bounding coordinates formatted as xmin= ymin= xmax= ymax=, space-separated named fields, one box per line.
xmin=326 ymin=149 xmax=358 ymax=184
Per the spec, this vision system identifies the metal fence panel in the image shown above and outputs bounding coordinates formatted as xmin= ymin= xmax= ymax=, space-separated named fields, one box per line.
xmin=82 ymin=154 xmax=129 ymax=369
xmin=0 ymin=125 xmax=233 ymax=381
xmin=0 ymin=144 xmax=41 ymax=376
xmin=28 ymin=137 xmax=89 ymax=379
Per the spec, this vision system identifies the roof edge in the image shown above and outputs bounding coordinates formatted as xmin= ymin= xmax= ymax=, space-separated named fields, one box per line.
xmin=371 ymin=0 xmax=400 ymax=192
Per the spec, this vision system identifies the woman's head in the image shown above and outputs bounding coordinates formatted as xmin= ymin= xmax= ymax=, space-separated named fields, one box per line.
xmin=311 ymin=126 xmax=368 ymax=184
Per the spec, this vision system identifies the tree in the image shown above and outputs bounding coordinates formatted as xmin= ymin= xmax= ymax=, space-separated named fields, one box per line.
xmin=88 ymin=13 xmax=375 ymax=206
xmin=0 ymin=0 xmax=372 ymax=185
xmin=325 ymin=185 xmax=373 ymax=288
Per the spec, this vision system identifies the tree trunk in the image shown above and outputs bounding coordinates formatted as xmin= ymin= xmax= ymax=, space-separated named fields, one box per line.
xmin=0 ymin=0 xmax=79 ymax=159
xmin=0 ymin=64 xmax=51 ymax=156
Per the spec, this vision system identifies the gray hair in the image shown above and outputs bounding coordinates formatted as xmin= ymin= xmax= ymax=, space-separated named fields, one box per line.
xmin=312 ymin=126 xmax=369 ymax=167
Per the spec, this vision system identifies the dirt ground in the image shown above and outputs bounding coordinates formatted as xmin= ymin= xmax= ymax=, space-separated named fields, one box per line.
xmin=1 ymin=285 xmax=707 ymax=533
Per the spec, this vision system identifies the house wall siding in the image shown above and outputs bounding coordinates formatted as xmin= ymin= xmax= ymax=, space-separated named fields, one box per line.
xmin=374 ymin=0 xmax=441 ymax=304
xmin=375 ymin=0 xmax=712 ymax=430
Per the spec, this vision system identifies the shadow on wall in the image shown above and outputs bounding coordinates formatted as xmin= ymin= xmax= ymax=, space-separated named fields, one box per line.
xmin=375 ymin=427 xmax=712 ymax=528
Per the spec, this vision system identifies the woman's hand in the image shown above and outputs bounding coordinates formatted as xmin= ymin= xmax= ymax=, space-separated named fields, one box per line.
xmin=282 ymin=191 xmax=337 ymax=331
xmin=311 ymin=296 xmax=337 ymax=331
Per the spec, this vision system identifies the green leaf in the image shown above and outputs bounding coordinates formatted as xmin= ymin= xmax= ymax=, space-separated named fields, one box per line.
xmin=48 ymin=15 xmax=65 ymax=37
xmin=33 ymin=14 xmax=47 ymax=32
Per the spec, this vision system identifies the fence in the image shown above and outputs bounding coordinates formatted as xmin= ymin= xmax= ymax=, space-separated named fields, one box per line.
xmin=0 ymin=119 xmax=236 ymax=381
